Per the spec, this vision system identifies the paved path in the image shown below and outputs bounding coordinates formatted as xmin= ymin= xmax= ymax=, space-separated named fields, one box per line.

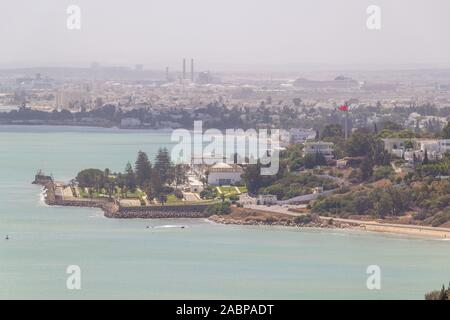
xmin=244 ymin=204 xmax=307 ymax=216
xmin=184 ymin=192 xmax=199 ymax=202
xmin=244 ymin=204 xmax=450 ymax=237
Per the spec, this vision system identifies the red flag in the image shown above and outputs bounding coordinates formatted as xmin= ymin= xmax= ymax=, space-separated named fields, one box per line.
xmin=338 ymin=105 xmax=349 ymax=111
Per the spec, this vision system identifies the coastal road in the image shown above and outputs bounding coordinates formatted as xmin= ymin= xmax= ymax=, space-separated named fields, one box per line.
xmin=243 ymin=204 xmax=450 ymax=238
xmin=244 ymin=204 xmax=307 ymax=216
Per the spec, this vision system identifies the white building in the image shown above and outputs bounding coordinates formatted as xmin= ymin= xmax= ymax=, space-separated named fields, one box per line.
xmin=120 ymin=118 xmax=141 ymax=128
xmin=280 ymin=128 xmax=316 ymax=147
xmin=257 ymin=194 xmax=278 ymax=205
xmin=290 ymin=128 xmax=316 ymax=143
xmin=304 ymin=141 xmax=334 ymax=161
xmin=187 ymin=176 xmax=204 ymax=193
xmin=383 ymin=138 xmax=450 ymax=161
xmin=419 ymin=139 xmax=450 ymax=154
xmin=207 ymin=163 xmax=243 ymax=186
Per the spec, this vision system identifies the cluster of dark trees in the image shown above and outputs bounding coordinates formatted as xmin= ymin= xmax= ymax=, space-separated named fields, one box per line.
xmin=3 ymin=101 xmax=448 ymax=134
xmin=75 ymin=148 xmax=188 ymax=204
xmin=442 ymin=121 xmax=450 ymax=139
xmin=313 ymin=170 xmax=450 ymax=225
xmin=415 ymin=151 xmax=450 ymax=177
xmin=425 ymin=283 xmax=449 ymax=300
xmin=206 ymin=202 xmax=232 ymax=215
xmin=130 ymin=148 xmax=189 ymax=204
xmin=312 ymin=185 xmax=413 ymax=218
xmin=307 ymin=123 xmax=450 ymax=224
xmin=242 ymin=125 xmax=393 ymax=195
xmin=259 ymin=173 xmax=339 ymax=201
xmin=242 ymin=122 xmax=450 ymax=221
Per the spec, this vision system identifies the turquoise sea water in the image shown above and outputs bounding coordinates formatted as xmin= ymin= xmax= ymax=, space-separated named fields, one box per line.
xmin=0 ymin=125 xmax=449 ymax=300
xmin=0 ymin=106 xmax=18 ymax=113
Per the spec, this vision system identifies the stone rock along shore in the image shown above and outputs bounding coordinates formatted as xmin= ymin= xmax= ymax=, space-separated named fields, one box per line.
xmin=34 ymin=178 xmax=213 ymax=219
xmin=208 ymin=214 xmax=358 ymax=229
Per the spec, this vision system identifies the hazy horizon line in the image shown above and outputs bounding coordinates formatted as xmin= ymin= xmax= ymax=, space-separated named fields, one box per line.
xmin=1 ymin=61 xmax=450 ymax=74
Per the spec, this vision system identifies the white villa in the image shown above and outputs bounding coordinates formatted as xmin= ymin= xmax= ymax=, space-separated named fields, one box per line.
xmin=280 ymin=128 xmax=316 ymax=146
xmin=383 ymin=138 xmax=450 ymax=162
xmin=187 ymin=176 xmax=204 ymax=193
xmin=304 ymin=141 xmax=334 ymax=161
xmin=207 ymin=162 xmax=244 ymax=186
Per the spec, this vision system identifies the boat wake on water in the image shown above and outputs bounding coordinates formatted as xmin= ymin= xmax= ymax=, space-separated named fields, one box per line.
xmin=150 ymin=225 xmax=189 ymax=229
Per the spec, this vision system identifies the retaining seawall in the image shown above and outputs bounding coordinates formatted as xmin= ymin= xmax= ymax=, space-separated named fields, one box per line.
xmin=110 ymin=204 xmax=212 ymax=219
xmin=35 ymin=179 xmax=212 ymax=219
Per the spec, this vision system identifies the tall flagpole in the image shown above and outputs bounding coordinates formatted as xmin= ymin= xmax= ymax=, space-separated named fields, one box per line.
xmin=345 ymin=109 xmax=348 ymax=140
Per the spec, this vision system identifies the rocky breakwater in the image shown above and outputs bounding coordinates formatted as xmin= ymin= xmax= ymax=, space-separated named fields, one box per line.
xmin=209 ymin=207 xmax=359 ymax=229
xmin=33 ymin=177 xmax=119 ymax=216
xmin=112 ymin=204 xmax=213 ymax=219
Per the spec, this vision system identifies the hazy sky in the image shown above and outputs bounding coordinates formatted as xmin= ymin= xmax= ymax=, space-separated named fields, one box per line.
xmin=0 ymin=0 xmax=449 ymax=71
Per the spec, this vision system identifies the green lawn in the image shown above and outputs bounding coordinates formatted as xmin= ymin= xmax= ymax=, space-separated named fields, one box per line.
xmin=79 ymin=187 xmax=145 ymax=200
xmin=217 ymin=186 xmax=246 ymax=199
xmin=77 ymin=186 xmax=220 ymax=207
xmin=219 ymin=186 xmax=235 ymax=194
xmin=166 ymin=194 xmax=185 ymax=205
xmin=238 ymin=186 xmax=248 ymax=193
xmin=154 ymin=198 xmax=220 ymax=207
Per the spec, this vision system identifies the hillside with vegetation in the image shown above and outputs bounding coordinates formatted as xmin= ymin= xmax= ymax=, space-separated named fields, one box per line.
xmin=311 ymin=123 xmax=450 ymax=227
xmin=242 ymin=122 xmax=450 ymax=227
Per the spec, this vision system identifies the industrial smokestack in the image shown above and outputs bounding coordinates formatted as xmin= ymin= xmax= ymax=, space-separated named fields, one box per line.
xmin=182 ymin=58 xmax=186 ymax=80
xmin=191 ymin=58 xmax=194 ymax=82
xmin=166 ymin=66 xmax=169 ymax=82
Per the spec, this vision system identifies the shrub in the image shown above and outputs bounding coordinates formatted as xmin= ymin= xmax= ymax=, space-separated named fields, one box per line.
xmin=207 ymin=202 xmax=231 ymax=215
xmin=372 ymin=166 xmax=395 ymax=181
xmin=200 ymin=186 xmax=218 ymax=200
xmin=173 ymin=189 xmax=184 ymax=199
xmin=294 ymin=215 xmax=313 ymax=225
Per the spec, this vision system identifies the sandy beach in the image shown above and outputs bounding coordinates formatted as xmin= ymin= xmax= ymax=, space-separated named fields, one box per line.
xmin=211 ymin=206 xmax=450 ymax=239
xmin=355 ymin=222 xmax=450 ymax=239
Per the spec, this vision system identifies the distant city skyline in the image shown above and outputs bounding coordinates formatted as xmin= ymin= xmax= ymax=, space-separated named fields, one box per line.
xmin=1 ymin=0 xmax=450 ymax=71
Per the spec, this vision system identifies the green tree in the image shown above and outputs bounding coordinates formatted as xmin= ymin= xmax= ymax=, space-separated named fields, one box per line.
xmin=315 ymin=151 xmax=327 ymax=166
xmin=242 ymin=161 xmax=262 ymax=195
xmin=135 ymin=151 xmax=152 ymax=187
xmin=382 ymin=121 xmax=404 ymax=131
xmin=207 ymin=202 xmax=231 ymax=215
xmin=143 ymin=182 xmax=154 ymax=203
xmin=76 ymin=169 xmax=104 ymax=188
xmin=124 ymin=162 xmax=136 ymax=192
xmin=322 ymin=124 xmax=343 ymax=139
xmin=374 ymin=192 xmax=394 ymax=218
xmin=360 ymin=157 xmax=374 ymax=181
xmin=442 ymin=122 xmax=450 ymax=139
xmin=150 ymin=170 xmax=163 ymax=198
xmin=423 ymin=149 xmax=429 ymax=165
xmin=304 ymin=153 xmax=317 ymax=169
xmin=154 ymin=148 xmax=174 ymax=185
xmin=404 ymin=140 xmax=414 ymax=149
xmin=438 ymin=285 xmax=448 ymax=300
xmin=174 ymin=164 xmax=188 ymax=187
xmin=346 ymin=129 xmax=375 ymax=157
